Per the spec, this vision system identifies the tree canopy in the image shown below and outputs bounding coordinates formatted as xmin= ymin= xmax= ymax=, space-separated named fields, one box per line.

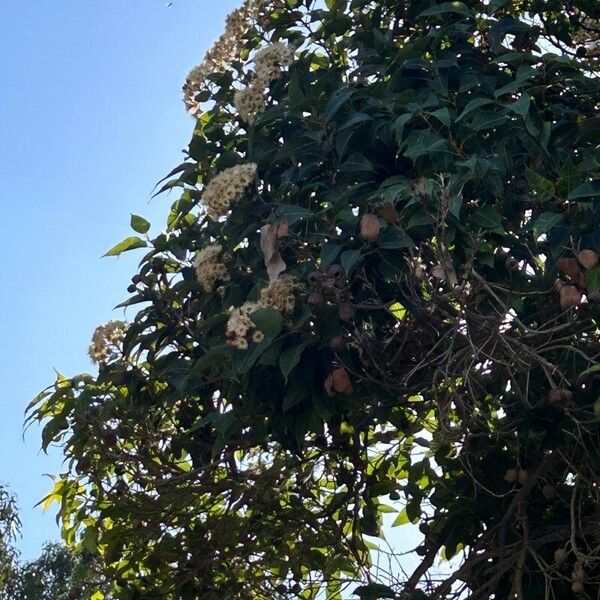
xmin=29 ymin=0 xmax=600 ymax=598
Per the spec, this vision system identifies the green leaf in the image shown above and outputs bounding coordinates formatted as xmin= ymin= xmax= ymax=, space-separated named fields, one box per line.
xmin=532 ymin=212 xmax=563 ymax=237
xmin=337 ymin=112 xmax=373 ymax=132
xmin=340 ymin=248 xmax=363 ymax=275
xmin=388 ymin=302 xmax=407 ymax=321
xmin=104 ymin=236 xmax=147 ymax=257
xmin=525 ymin=167 xmax=554 ymax=201
xmin=377 ymin=229 xmax=412 ymax=249
xmin=323 ymin=88 xmax=355 ymax=120
xmin=353 ymin=583 xmax=396 ymax=599
xmin=393 ymin=113 xmax=413 ymax=144
xmin=470 ymin=205 xmax=503 ymax=230
xmin=406 ymin=499 xmax=421 ymax=522
xmin=283 ymin=380 xmax=310 ymax=411
xmin=276 ymin=204 xmax=313 ymax=225
xmin=428 ymin=107 xmax=452 ymax=127
xmin=567 ymin=180 xmax=600 ymax=200
xmin=494 ymin=66 xmax=538 ymax=98
xmin=587 ymin=265 xmax=600 ymax=293
xmin=456 ymin=97 xmax=494 ymax=122
xmin=250 ymin=308 xmax=283 ymax=339
xmin=392 ymin=507 xmax=410 ymax=527
xmin=340 ymin=152 xmax=376 ymax=173
xmin=402 ymin=130 xmax=452 ymax=161
xmin=130 ymin=214 xmax=150 ymax=234
xmin=581 ymin=149 xmax=600 ymax=172
xmin=508 ymin=93 xmax=530 ymax=118
xmin=279 ymin=344 xmax=306 ymax=380
xmin=594 ymin=397 xmax=600 ymax=421
xmin=579 ymin=363 xmax=600 ymax=378
xmin=469 ymin=110 xmax=508 ymax=131
xmin=321 ymin=243 xmax=342 ymax=269
xmin=419 ymin=2 xmax=473 ymax=17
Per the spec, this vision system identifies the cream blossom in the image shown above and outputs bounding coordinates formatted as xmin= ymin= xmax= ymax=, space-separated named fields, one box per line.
xmin=202 ymin=163 xmax=257 ymax=216
xmin=88 ymin=320 xmax=127 ymax=365
xmin=193 ymin=244 xmax=230 ymax=292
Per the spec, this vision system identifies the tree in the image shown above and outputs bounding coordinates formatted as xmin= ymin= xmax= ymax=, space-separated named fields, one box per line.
xmin=8 ymin=542 xmax=109 ymax=600
xmin=0 ymin=485 xmax=20 ymax=598
xmin=0 ymin=487 xmax=105 ymax=600
xmin=29 ymin=0 xmax=600 ymax=598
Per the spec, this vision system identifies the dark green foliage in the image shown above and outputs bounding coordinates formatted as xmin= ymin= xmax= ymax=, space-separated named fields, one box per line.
xmin=30 ymin=1 xmax=600 ymax=598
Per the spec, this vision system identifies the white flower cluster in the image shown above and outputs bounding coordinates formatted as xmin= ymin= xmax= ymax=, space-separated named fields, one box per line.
xmin=226 ymin=276 xmax=299 ymax=350
xmin=226 ymin=302 xmax=265 ymax=350
xmin=258 ymin=274 xmax=299 ymax=312
xmin=183 ymin=0 xmax=286 ymax=115
xmin=202 ymin=163 xmax=257 ymax=217
xmin=88 ymin=320 xmax=127 ymax=365
xmin=193 ymin=244 xmax=230 ymax=292
xmin=234 ymin=42 xmax=296 ymax=124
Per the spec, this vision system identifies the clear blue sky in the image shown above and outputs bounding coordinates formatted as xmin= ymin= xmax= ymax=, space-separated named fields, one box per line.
xmin=0 ymin=0 xmax=239 ymax=559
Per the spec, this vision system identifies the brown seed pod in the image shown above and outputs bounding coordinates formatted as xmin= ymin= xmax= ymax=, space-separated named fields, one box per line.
xmin=577 ymin=249 xmax=599 ymax=270
xmin=553 ymin=278 xmax=565 ymax=292
xmin=572 ymin=581 xmax=584 ymax=595
xmin=325 ymin=367 xmax=354 ymax=396
xmin=360 ymin=213 xmax=381 ymax=241
xmin=307 ymin=271 xmax=321 ymax=285
xmin=329 ymin=336 xmax=346 ymax=350
xmin=556 ymin=257 xmax=581 ymax=281
xmin=504 ymin=468 xmax=518 ymax=484
xmin=308 ymin=291 xmax=325 ymax=308
xmin=517 ymin=469 xmax=528 ymax=486
xmin=548 ymin=388 xmax=573 ymax=406
xmin=559 ymin=285 xmax=582 ymax=309
xmin=338 ymin=304 xmax=356 ymax=322
xmin=542 ymin=484 xmax=556 ymax=500
xmin=276 ymin=219 xmax=289 ymax=238
xmin=572 ymin=568 xmax=585 ymax=583
xmin=554 ymin=548 xmax=568 ymax=565
xmin=578 ymin=273 xmax=588 ymax=289
xmin=328 ymin=264 xmax=345 ymax=281
xmin=379 ymin=203 xmax=399 ymax=224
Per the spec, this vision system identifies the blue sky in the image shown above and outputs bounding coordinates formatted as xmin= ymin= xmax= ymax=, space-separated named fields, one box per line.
xmin=0 ymin=0 xmax=239 ymax=559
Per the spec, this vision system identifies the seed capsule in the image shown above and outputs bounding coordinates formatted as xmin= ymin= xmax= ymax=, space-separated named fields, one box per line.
xmin=556 ymin=257 xmax=581 ymax=280
xmin=577 ymin=249 xmax=598 ymax=270
xmin=559 ymin=285 xmax=582 ymax=309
